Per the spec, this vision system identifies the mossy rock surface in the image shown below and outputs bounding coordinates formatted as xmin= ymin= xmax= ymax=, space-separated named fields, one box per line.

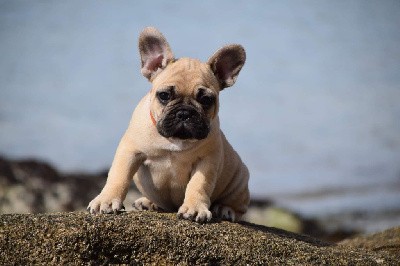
xmin=0 ymin=211 xmax=398 ymax=265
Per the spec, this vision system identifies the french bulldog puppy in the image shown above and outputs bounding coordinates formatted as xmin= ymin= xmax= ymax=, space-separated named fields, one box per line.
xmin=88 ymin=27 xmax=249 ymax=222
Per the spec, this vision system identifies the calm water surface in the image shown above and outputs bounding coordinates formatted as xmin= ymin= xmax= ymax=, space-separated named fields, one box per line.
xmin=1 ymin=1 xmax=399 ymax=232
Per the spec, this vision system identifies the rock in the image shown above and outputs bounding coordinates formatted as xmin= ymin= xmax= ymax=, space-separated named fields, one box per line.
xmin=245 ymin=206 xmax=304 ymax=233
xmin=339 ymin=226 xmax=400 ymax=258
xmin=244 ymin=203 xmax=358 ymax=242
xmin=0 ymin=212 xmax=398 ymax=265
xmin=0 ymin=155 xmax=101 ymax=213
xmin=0 ymin=156 xmax=140 ymax=213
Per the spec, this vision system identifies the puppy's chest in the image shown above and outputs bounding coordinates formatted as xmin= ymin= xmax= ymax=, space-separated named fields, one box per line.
xmin=142 ymin=154 xmax=194 ymax=183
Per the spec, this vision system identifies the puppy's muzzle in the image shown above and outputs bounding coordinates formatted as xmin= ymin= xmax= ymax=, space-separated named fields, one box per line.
xmin=157 ymin=105 xmax=210 ymax=140
xmin=176 ymin=109 xmax=194 ymax=121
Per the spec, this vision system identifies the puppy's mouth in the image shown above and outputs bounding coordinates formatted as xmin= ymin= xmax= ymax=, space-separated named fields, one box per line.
xmin=157 ymin=106 xmax=210 ymax=140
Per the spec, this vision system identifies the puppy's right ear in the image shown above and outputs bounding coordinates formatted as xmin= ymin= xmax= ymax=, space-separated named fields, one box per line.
xmin=139 ymin=27 xmax=174 ymax=81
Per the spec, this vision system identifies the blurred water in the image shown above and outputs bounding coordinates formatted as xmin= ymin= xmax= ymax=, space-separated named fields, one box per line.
xmin=1 ymin=1 xmax=400 ymax=230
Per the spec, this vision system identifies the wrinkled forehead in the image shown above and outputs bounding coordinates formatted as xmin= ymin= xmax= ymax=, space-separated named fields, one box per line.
xmin=152 ymin=58 xmax=220 ymax=93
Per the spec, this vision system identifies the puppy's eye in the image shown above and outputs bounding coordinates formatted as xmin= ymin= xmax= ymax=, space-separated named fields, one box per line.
xmin=157 ymin=91 xmax=172 ymax=104
xmin=198 ymin=95 xmax=215 ymax=107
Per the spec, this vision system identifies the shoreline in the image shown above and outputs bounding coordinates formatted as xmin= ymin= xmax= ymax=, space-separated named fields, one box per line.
xmin=1 ymin=154 xmax=399 ymax=242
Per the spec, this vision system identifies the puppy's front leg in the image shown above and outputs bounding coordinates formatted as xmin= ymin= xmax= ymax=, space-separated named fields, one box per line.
xmin=177 ymin=159 xmax=217 ymax=223
xmin=88 ymin=134 xmax=145 ymax=214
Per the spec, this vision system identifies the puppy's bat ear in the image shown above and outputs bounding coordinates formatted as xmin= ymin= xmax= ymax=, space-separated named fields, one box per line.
xmin=207 ymin=44 xmax=246 ymax=90
xmin=139 ymin=27 xmax=174 ymax=81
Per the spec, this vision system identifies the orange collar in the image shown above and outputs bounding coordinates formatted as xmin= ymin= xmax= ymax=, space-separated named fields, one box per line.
xmin=150 ymin=111 xmax=156 ymax=126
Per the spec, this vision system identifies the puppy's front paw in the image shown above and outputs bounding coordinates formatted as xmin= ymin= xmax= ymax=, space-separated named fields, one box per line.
xmin=133 ymin=197 xmax=159 ymax=211
xmin=177 ymin=204 xmax=212 ymax=223
xmin=211 ymin=204 xmax=236 ymax=222
xmin=87 ymin=194 xmax=124 ymax=214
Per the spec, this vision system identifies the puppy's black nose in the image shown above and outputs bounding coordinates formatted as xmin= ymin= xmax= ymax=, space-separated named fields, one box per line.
xmin=176 ymin=109 xmax=193 ymax=121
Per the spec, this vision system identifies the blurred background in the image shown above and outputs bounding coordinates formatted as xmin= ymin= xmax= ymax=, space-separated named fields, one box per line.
xmin=1 ymin=1 xmax=399 ymax=240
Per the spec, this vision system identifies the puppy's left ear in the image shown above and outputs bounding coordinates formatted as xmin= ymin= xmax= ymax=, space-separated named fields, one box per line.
xmin=139 ymin=27 xmax=174 ymax=81
xmin=208 ymin=44 xmax=246 ymax=90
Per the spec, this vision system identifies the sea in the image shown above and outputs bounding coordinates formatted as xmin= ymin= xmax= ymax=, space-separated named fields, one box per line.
xmin=1 ymin=1 xmax=399 ymax=233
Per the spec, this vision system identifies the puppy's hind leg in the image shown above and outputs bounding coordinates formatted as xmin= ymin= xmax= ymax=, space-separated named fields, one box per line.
xmin=211 ymin=204 xmax=237 ymax=222
xmin=133 ymin=197 xmax=161 ymax=211
xmin=211 ymin=186 xmax=249 ymax=222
